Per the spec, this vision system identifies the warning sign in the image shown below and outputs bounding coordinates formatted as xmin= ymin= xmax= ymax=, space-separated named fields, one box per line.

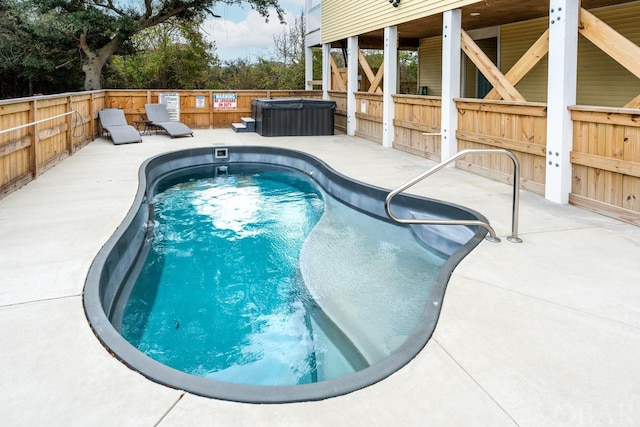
xmin=158 ymin=92 xmax=180 ymax=121
xmin=213 ymin=93 xmax=237 ymax=110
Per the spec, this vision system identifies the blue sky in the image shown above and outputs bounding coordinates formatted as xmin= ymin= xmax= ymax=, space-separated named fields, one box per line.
xmin=203 ymin=0 xmax=306 ymax=62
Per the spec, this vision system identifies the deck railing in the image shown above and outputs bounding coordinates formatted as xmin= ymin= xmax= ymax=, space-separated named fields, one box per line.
xmin=455 ymin=98 xmax=548 ymax=196
xmin=393 ymin=94 xmax=442 ymax=162
xmin=569 ymin=105 xmax=640 ymax=225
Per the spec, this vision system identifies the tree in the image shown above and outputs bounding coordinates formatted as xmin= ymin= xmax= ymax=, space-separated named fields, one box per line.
xmin=0 ymin=0 xmax=82 ymax=98
xmin=270 ymin=11 xmax=305 ymax=89
xmin=33 ymin=0 xmax=284 ymax=90
xmin=106 ymin=17 xmax=218 ymax=89
xmin=208 ymin=12 xmax=306 ymax=91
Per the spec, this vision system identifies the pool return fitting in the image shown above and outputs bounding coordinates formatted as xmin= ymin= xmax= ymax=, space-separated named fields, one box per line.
xmin=385 ymin=149 xmax=522 ymax=243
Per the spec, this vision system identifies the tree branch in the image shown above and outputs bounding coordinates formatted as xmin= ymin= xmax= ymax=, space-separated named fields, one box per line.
xmin=144 ymin=0 xmax=153 ymax=19
xmin=93 ymin=0 xmax=128 ymax=17
xmin=79 ymin=28 xmax=93 ymax=57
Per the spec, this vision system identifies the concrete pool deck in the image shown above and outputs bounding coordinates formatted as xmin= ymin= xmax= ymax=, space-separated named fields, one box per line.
xmin=1 ymin=129 xmax=639 ymax=426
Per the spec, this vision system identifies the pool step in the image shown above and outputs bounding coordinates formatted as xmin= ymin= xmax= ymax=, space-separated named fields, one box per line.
xmin=242 ymin=117 xmax=255 ymax=132
xmin=231 ymin=123 xmax=247 ymax=133
xmin=232 ymin=117 xmax=256 ymax=133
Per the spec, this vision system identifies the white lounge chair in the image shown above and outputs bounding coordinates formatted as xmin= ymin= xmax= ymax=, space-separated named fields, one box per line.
xmin=145 ymin=104 xmax=193 ymax=138
xmin=98 ymin=109 xmax=142 ymax=145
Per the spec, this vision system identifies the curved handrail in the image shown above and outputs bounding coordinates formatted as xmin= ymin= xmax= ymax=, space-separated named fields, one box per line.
xmin=385 ymin=149 xmax=522 ymax=243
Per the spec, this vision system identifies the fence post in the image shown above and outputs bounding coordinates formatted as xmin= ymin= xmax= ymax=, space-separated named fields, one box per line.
xmin=29 ymin=99 xmax=40 ymax=179
xmin=89 ymin=92 xmax=95 ymax=140
xmin=67 ymin=95 xmax=74 ymax=155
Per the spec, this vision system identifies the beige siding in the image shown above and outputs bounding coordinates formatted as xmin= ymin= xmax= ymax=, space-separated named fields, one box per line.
xmin=418 ymin=37 xmax=442 ymax=96
xmin=322 ymin=0 xmax=481 ymax=44
xmin=501 ymin=2 xmax=640 ymax=106
xmin=576 ymin=2 xmax=640 ymax=107
xmin=500 ymin=19 xmax=549 ymax=103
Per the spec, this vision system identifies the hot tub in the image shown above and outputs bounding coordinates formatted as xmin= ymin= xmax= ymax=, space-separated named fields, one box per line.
xmin=251 ymin=98 xmax=336 ymax=137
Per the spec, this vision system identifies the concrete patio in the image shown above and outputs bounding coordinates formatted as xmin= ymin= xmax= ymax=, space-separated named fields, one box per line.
xmin=1 ymin=129 xmax=639 ymax=426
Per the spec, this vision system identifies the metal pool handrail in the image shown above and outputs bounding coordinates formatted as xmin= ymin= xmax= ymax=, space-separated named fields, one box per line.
xmin=384 ymin=149 xmax=523 ymax=243
xmin=0 ymin=110 xmax=80 ymax=135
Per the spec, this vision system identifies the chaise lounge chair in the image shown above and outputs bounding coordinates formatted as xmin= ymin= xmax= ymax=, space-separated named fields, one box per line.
xmin=98 ymin=108 xmax=142 ymax=145
xmin=145 ymin=103 xmax=194 ymax=138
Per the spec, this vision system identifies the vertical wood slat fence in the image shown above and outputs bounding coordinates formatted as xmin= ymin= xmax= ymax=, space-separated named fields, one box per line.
xmin=0 ymin=90 xmax=320 ymax=199
xmin=327 ymin=91 xmax=347 ymax=132
xmin=354 ymin=92 xmax=383 ymax=144
xmin=455 ymin=98 xmax=548 ymax=195
xmin=2 ymin=90 xmax=639 ymax=224
xmin=393 ymin=94 xmax=442 ymax=162
xmin=570 ymin=106 xmax=640 ymax=225
xmin=0 ymin=91 xmax=105 ymax=198
xmin=105 ymin=90 xmax=322 ymax=129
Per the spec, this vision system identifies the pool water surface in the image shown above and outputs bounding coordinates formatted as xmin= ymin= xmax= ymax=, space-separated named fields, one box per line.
xmin=119 ymin=167 xmax=446 ymax=386
xmin=83 ymin=146 xmax=487 ymax=402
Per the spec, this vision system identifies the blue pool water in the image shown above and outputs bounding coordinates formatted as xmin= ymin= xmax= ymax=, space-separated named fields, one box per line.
xmin=120 ymin=167 xmax=447 ymax=386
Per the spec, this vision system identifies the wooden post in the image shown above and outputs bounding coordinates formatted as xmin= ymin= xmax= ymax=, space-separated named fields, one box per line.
xmin=89 ymin=92 xmax=95 ymax=140
xmin=441 ymin=9 xmax=462 ymax=159
xmin=347 ymin=36 xmax=358 ymax=136
xmin=67 ymin=95 xmax=74 ymax=155
xmin=382 ymin=26 xmax=398 ymax=148
xmin=545 ymin=0 xmax=579 ymax=204
xmin=30 ymin=100 xmax=39 ymax=179
xmin=209 ymin=90 xmax=214 ymax=129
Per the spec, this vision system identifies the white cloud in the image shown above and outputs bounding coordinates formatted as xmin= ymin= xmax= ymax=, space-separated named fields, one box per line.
xmin=203 ymin=8 xmax=300 ymax=62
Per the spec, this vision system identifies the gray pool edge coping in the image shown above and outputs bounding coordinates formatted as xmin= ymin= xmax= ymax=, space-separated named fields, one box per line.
xmin=83 ymin=145 xmax=488 ymax=404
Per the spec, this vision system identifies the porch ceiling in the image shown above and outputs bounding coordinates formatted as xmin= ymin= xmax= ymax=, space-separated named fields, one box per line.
xmin=352 ymin=0 xmax=635 ymax=50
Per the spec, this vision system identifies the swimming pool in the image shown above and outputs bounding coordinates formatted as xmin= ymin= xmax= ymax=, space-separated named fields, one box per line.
xmin=84 ymin=146 xmax=488 ymax=403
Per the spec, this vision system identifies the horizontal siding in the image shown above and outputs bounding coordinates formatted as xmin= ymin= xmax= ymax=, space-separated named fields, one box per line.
xmin=500 ymin=19 xmax=549 ymax=103
xmin=418 ymin=37 xmax=443 ymax=96
xmin=501 ymin=2 xmax=640 ymax=106
xmin=577 ymin=2 xmax=640 ymax=107
xmin=322 ymin=0 xmax=481 ymax=44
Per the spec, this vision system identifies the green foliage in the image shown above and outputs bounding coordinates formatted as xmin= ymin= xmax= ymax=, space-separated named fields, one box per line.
xmin=0 ymin=0 xmax=82 ymax=98
xmin=208 ymin=12 xmax=306 ymax=90
xmin=399 ymin=50 xmax=418 ymax=94
xmin=105 ymin=17 xmax=218 ymax=89
xmin=11 ymin=0 xmax=285 ymax=90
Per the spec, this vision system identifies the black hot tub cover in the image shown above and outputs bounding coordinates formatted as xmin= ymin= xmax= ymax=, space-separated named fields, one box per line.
xmin=251 ymin=98 xmax=337 ymax=110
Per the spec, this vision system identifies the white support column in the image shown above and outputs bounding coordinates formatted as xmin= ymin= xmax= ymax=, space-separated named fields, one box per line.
xmin=305 ymin=46 xmax=314 ymax=91
xmin=440 ymin=9 xmax=462 ymax=160
xmin=322 ymin=43 xmax=331 ymax=100
xmin=545 ymin=0 xmax=579 ymax=204
xmin=382 ymin=26 xmax=398 ymax=148
xmin=346 ymin=36 xmax=359 ymax=136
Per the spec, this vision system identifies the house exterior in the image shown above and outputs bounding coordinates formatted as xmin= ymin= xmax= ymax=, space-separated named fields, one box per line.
xmin=304 ymin=0 xmax=640 ymax=225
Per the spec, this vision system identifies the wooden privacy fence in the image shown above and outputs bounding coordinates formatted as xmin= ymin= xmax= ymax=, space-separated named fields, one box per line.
xmin=2 ymin=89 xmax=639 ymax=224
xmin=0 ymin=91 xmax=105 ymax=198
xmin=0 ymin=89 xmax=321 ymax=199
xmin=570 ymin=106 xmax=640 ymax=225
xmin=354 ymin=92 xmax=383 ymax=144
xmin=393 ymin=94 xmax=442 ymax=162
xmin=105 ymin=90 xmax=322 ymax=128
xmin=327 ymin=91 xmax=347 ymax=132
xmin=455 ymin=98 xmax=548 ymax=195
